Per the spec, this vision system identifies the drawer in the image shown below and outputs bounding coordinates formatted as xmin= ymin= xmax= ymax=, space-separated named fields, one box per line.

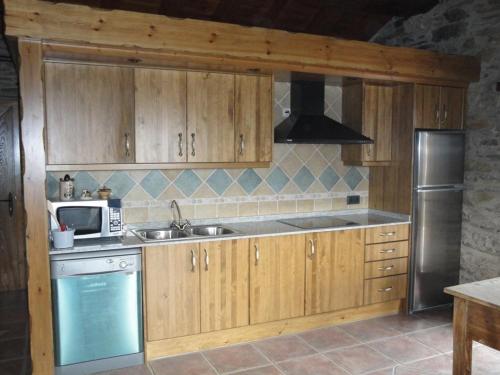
xmin=364 ymin=274 xmax=407 ymax=305
xmin=365 ymin=241 xmax=409 ymax=262
xmin=365 ymin=224 xmax=409 ymax=244
xmin=364 ymin=257 xmax=408 ymax=279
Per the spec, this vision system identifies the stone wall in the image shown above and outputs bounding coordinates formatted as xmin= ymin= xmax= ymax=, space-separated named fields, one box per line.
xmin=372 ymin=0 xmax=500 ymax=282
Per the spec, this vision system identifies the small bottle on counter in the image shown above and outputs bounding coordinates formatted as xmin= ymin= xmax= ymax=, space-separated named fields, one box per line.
xmin=59 ymin=174 xmax=74 ymax=201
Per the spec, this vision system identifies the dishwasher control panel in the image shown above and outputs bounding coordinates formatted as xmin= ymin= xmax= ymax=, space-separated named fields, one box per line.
xmin=51 ymin=252 xmax=141 ymax=278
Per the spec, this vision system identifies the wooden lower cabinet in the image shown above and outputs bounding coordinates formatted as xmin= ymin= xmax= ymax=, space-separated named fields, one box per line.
xmin=305 ymin=230 xmax=365 ymax=315
xmin=249 ymin=235 xmax=306 ymax=324
xmin=364 ymin=274 xmax=408 ymax=305
xmin=200 ymin=239 xmax=250 ymax=333
xmin=144 ymin=243 xmax=200 ymax=341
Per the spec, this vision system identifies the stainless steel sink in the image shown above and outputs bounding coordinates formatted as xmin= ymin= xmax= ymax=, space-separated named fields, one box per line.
xmin=185 ymin=225 xmax=236 ymax=237
xmin=132 ymin=228 xmax=190 ymax=242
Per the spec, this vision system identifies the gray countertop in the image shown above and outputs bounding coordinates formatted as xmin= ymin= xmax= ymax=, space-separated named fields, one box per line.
xmin=49 ymin=209 xmax=410 ymax=256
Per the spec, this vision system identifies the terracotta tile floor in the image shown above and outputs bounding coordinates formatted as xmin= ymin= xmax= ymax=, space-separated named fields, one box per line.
xmin=0 ymin=290 xmax=31 ymax=375
xmin=91 ymin=308 xmax=499 ymax=375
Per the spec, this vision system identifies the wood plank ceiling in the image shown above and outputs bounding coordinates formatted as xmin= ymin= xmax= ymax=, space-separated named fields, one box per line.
xmin=57 ymin=0 xmax=438 ymax=41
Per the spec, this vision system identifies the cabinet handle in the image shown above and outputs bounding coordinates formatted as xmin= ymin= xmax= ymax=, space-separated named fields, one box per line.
xmin=124 ymin=133 xmax=131 ymax=157
xmin=435 ymin=104 xmax=440 ymax=126
xmin=239 ymin=134 xmax=245 ymax=155
xmin=379 ymin=231 xmax=396 ymax=237
xmin=309 ymin=239 xmax=315 ymax=258
xmin=191 ymin=133 xmax=196 ymax=157
xmin=377 ymin=265 xmax=394 ymax=271
xmin=178 ymin=133 xmax=183 ymax=157
xmin=191 ymin=249 xmax=197 ymax=272
xmin=254 ymin=244 xmax=260 ymax=266
xmin=377 ymin=286 xmax=393 ymax=292
xmin=203 ymin=249 xmax=209 ymax=271
xmin=379 ymin=248 xmax=396 ymax=254
xmin=442 ymin=104 xmax=448 ymax=126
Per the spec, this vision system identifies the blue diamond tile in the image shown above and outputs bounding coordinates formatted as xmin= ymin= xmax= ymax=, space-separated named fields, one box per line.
xmin=47 ymin=173 xmax=59 ymax=199
xmin=238 ymin=169 xmax=262 ymax=194
xmin=104 ymin=171 xmax=135 ymax=199
xmin=293 ymin=166 xmax=315 ymax=192
xmin=174 ymin=170 xmax=202 ymax=197
xmin=140 ymin=170 xmax=169 ymax=198
xmin=266 ymin=167 xmax=289 ymax=193
xmin=344 ymin=167 xmax=363 ymax=190
xmin=319 ymin=166 xmax=340 ymax=191
xmin=74 ymin=171 xmax=100 ymax=196
xmin=207 ymin=170 xmax=232 ymax=195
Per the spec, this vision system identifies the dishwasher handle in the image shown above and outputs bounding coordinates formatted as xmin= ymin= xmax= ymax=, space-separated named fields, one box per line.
xmin=51 ymin=253 xmax=142 ymax=278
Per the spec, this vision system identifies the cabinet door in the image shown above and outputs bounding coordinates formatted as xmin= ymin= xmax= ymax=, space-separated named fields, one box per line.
xmin=439 ymin=86 xmax=465 ymax=129
xmin=362 ymin=84 xmax=393 ymax=162
xmin=200 ymin=239 xmax=249 ymax=332
xmin=45 ymin=62 xmax=135 ymax=164
xmin=135 ymin=69 xmax=187 ymax=162
xmin=414 ymin=84 xmax=441 ymax=129
xmin=187 ymin=72 xmax=235 ymax=162
xmin=249 ymin=235 xmax=305 ymax=324
xmin=235 ymin=75 xmax=272 ymax=162
xmin=145 ymin=244 xmax=200 ymax=340
xmin=305 ymin=230 xmax=364 ymax=315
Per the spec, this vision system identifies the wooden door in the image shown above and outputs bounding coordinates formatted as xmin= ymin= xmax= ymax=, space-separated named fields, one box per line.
xmin=187 ymin=72 xmax=235 ymax=162
xmin=439 ymin=86 xmax=465 ymax=129
xmin=414 ymin=84 xmax=441 ymax=129
xmin=200 ymin=239 xmax=249 ymax=332
xmin=305 ymin=229 xmax=364 ymax=315
xmin=45 ymin=62 xmax=135 ymax=164
xmin=0 ymin=102 xmax=25 ymax=291
xmin=135 ymin=68 xmax=187 ymax=162
xmin=235 ymin=75 xmax=272 ymax=162
xmin=362 ymin=83 xmax=393 ymax=162
xmin=144 ymin=243 xmax=200 ymax=340
xmin=249 ymin=235 xmax=305 ymax=324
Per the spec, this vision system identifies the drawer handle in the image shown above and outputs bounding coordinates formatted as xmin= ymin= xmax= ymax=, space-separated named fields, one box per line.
xmin=377 ymin=265 xmax=394 ymax=271
xmin=377 ymin=286 xmax=393 ymax=292
xmin=309 ymin=239 xmax=315 ymax=258
xmin=191 ymin=133 xmax=196 ymax=157
xmin=191 ymin=249 xmax=197 ymax=272
xmin=124 ymin=132 xmax=131 ymax=157
xmin=203 ymin=249 xmax=209 ymax=271
xmin=254 ymin=244 xmax=260 ymax=266
xmin=379 ymin=231 xmax=396 ymax=237
xmin=239 ymin=134 xmax=245 ymax=155
xmin=379 ymin=248 xmax=396 ymax=254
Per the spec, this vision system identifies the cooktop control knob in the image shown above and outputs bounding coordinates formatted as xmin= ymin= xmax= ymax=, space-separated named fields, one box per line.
xmin=119 ymin=260 xmax=128 ymax=269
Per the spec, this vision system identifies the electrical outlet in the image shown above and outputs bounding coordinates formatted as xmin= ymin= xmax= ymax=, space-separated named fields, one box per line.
xmin=347 ymin=195 xmax=360 ymax=205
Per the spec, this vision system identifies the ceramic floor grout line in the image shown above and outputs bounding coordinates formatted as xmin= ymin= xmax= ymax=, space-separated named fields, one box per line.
xmin=199 ymin=351 xmax=222 ymax=375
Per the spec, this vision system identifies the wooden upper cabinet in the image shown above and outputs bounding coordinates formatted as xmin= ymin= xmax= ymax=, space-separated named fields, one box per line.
xmin=439 ymin=86 xmax=465 ymax=129
xmin=235 ymin=75 xmax=273 ymax=162
xmin=45 ymin=62 xmax=135 ymax=164
xmin=305 ymin=229 xmax=365 ymax=315
xmin=249 ymin=235 xmax=306 ymax=324
xmin=415 ymin=84 xmax=465 ymax=129
xmin=187 ymin=72 xmax=235 ymax=162
xmin=135 ymin=68 xmax=187 ymax=163
xmin=341 ymin=80 xmax=393 ymax=166
xmin=200 ymin=239 xmax=249 ymax=333
xmin=144 ymin=243 xmax=200 ymax=340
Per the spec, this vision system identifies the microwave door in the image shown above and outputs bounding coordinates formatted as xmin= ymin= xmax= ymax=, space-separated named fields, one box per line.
xmin=56 ymin=206 xmax=103 ymax=239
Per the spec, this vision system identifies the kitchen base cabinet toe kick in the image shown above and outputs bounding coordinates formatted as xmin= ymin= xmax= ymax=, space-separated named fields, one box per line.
xmin=142 ymin=224 xmax=410 ymax=360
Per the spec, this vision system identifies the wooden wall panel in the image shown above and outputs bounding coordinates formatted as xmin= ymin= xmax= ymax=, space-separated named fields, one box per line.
xmin=18 ymin=39 xmax=54 ymax=375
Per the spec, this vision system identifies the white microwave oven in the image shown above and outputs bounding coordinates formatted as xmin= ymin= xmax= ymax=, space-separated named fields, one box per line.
xmin=48 ymin=199 xmax=123 ymax=239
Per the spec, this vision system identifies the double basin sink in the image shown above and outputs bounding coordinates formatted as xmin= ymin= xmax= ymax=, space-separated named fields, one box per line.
xmin=132 ymin=225 xmax=237 ymax=243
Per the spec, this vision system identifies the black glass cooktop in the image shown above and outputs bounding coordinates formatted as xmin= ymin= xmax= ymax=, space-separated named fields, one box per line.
xmin=278 ymin=216 xmax=360 ymax=230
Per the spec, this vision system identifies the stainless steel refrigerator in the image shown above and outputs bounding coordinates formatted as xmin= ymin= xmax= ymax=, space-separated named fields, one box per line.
xmin=409 ymin=130 xmax=465 ymax=313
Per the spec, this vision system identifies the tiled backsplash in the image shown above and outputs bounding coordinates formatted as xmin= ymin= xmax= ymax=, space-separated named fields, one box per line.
xmin=47 ymin=82 xmax=369 ymax=223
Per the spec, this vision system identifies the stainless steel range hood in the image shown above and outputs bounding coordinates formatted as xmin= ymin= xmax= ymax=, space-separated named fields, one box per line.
xmin=274 ymin=74 xmax=373 ymax=144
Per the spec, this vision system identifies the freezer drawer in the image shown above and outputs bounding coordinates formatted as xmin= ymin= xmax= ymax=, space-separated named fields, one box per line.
xmin=415 ymin=130 xmax=465 ymax=188
xmin=411 ymin=188 xmax=463 ymax=311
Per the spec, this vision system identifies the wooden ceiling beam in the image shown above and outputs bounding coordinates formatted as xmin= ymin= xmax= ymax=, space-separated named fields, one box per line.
xmin=5 ymin=0 xmax=480 ymax=85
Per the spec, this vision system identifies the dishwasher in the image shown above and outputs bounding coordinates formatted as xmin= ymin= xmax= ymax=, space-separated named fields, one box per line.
xmin=51 ymin=248 xmax=144 ymax=375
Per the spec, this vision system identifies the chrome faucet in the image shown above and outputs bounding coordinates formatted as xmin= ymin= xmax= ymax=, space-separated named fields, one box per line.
xmin=170 ymin=200 xmax=191 ymax=230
